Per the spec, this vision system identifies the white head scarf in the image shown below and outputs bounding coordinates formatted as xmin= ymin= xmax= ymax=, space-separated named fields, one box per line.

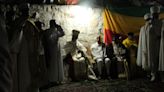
xmin=150 ymin=6 xmax=160 ymax=14
xmin=144 ymin=13 xmax=151 ymax=20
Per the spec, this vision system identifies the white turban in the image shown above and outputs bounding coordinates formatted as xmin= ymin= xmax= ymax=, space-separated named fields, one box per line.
xmin=150 ymin=6 xmax=160 ymax=14
xmin=144 ymin=13 xmax=151 ymax=20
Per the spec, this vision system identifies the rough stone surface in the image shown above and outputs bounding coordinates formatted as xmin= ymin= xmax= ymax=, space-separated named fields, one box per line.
xmin=41 ymin=79 xmax=164 ymax=92
xmin=29 ymin=5 xmax=103 ymax=54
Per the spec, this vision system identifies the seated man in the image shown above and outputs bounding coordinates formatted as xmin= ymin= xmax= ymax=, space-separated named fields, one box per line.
xmin=64 ymin=30 xmax=87 ymax=62
xmin=64 ymin=30 xmax=97 ymax=81
xmin=91 ymin=36 xmax=110 ymax=79
xmin=106 ymin=35 xmax=129 ymax=80
xmin=113 ymin=36 xmax=128 ymax=62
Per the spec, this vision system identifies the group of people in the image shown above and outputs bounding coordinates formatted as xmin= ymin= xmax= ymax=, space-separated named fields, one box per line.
xmin=137 ymin=5 xmax=164 ymax=82
xmin=1 ymin=3 xmax=66 ymax=92
xmin=1 ymin=2 xmax=164 ymax=92
xmin=90 ymin=32 xmax=138 ymax=80
xmin=63 ymin=29 xmax=138 ymax=81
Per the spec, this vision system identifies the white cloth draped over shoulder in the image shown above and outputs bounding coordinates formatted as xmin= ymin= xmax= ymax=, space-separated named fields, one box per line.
xmin=159 ymin=20 xmax=164 ymax=71
xmin=137 ymin=23 xmax=149 ymax=70
xmin=64 ymin=40 xmax=87 ymax=61
xmin=137 ymin=19 xmax=164 ymax=72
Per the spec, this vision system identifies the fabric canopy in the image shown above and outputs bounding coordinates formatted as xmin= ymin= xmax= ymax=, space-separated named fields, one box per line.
xmin=103 ymin=8 xmax=145 ymax=35
xmin=103 ymin=6 xmax=164 ymax=45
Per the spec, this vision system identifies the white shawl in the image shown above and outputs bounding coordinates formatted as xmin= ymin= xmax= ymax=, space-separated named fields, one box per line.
xmin=159 ymin=20 xmax=164 ymax=71
xmin=137 ymin=24 xmax=149 ymax=70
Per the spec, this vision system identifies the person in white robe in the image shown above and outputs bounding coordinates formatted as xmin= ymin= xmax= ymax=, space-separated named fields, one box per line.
xmin=64 ymin=30 xmax=97 ymax=81
xmin=137 ymin=6 xmax=163 ymax=82
xmin=91 ymin=36 xmax=110 ymax=79
xmin=64 ymin=30 xmax=87 ymax=58
xmin=137 ymin=13 xmax=151 ymax=70
xmin=0 ymin=8 xmax=12 ymax=92
xmin=159 ymin=19 xmax=164 ymax=82
xmin=159 ymin=20 xmax=164 ymax=71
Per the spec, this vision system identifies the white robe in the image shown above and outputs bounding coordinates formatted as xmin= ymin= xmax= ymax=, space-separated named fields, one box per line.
xmin=159 ymin=20 xmax=164 ymax=71
xmin=137 ymin=24 xmax=149 ymax=70
xmin=64 ymin=40 xmax=87 ymax=57
xmin=138 ymin=19 xmax=164 ymax=72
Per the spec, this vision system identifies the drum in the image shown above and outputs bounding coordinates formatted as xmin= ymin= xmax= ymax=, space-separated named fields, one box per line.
xmin=73 ymin=61 xmax=87 ymax=81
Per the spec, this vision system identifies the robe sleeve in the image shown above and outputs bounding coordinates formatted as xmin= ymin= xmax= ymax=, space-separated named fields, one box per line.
xmin=0 ymin=15 xmax=12 ymax=92
xmin=159 ymin=20 xmax=164 ymax=71
xmin=136 ymin=27 xmax=143 ymax=67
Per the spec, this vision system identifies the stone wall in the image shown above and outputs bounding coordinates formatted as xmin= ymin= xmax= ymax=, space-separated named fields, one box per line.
xmin=29 ymin=5 xmax=103 ymax=53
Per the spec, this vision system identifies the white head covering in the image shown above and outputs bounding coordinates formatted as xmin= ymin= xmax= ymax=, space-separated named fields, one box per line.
xmin=144 ymin=13 xmax=151 ymax=20
xmin=150 ymin=6 xmax=160 ymax=14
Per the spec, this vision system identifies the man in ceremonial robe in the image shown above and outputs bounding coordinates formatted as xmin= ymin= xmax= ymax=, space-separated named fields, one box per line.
xmin=148 ymin=6 xmax=162 ymax=81
xmin=42 ymin=20 xmax=65 ymax=85
xmin=137 ymin=13 xmax=151 ymax=70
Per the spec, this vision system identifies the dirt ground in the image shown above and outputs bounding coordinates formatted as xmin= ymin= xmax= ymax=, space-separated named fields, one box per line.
xmin=40 ymin=78 xmax=164 ymax=92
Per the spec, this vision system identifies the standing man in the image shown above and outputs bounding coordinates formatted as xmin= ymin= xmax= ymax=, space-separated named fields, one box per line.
xmin=10 ymin=3 xmax=31 ymax=92
xmin=22 ymin=11 xmax=41 ymax=92
xmin=0 ymin=5 xmax=12 ymax=92
xmin=148 ymin=6 xmax=162 ymax=82
xmin=159 ymin=18 xmax=164 ymax=82
xmin=10 ymin=3 xmax=43 ymax=92
xmin=137 ymin=13 xmax=152 ymax=70
xmin=43 ymin=20 xmax=65 ymax=85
